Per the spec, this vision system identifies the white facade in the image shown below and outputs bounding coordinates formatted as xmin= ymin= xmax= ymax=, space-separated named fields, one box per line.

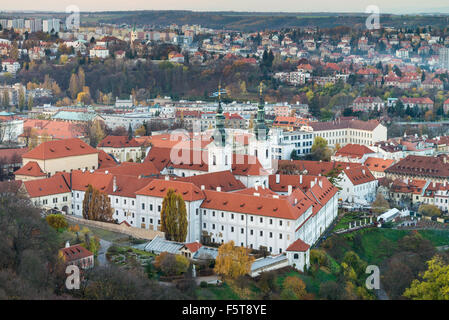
xmin=339 ymin=172 xmax=378 ymax=204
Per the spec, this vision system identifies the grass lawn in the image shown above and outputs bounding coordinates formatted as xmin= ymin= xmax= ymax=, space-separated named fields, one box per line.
xmin=196 ymin=282 xmax=241 ymax=300
xmin=67 ymin=221 xmax=131 ymax=243
xmin=417 ymin=229 xmax=449 ymax=247
xmin=335 ymin=212 xmax=369 ymax=231
xmin=341 ymin=228 xmax=449 ymax=264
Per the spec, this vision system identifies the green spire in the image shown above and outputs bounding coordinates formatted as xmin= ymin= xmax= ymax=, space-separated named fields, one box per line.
xmin=215 ymin=82 xmax=226 ymax=146
xmin=255 ymin=81 xmax=269 ymax=141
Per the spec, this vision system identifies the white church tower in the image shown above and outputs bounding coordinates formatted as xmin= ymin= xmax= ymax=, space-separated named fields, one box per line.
xmin=248 ymin=82 xmax=272 ymax=172
xmin=208 ymin=83 xmax=232 ymax=173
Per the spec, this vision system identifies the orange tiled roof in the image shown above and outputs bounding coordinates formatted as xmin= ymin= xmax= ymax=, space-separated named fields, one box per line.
xmin=364 ymin=157 xmax=395 ymax=173
xmin=24 ymin=173 xmax=70 ymax=198
xmin=200 ymin=190 xmax=312 ymax=220
xmin=14 ymin=161 xmax=47 ymax=177
xmin=286 ymin=238 xmax=310 ymax=252
xmin=98 ymin=136 xmax=142 ymax=148
xmin=60 ymin=244 xmax=93 ymax=262
xmin=176 ymin=170 xmax=245 ymax=192
xmin=344 ymin=166 xmax=376 ymax=186
xmin=135 ymin=179 xmax=205 ymax=202
xmin=96 ymin=161 xmax=159 ymax=178
xmin=22 ymin=138 xmax=98 ymax=160
xmin=335 ymin=144 xmax=374 ymax=159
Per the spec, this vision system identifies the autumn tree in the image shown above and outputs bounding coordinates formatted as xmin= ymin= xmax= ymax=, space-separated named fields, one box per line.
xmin=160 ymin=189 xmax=188 ymax=242
xmin=214 ymin=241 xmax=255 ymax=279
xmin=282 ymin=276 xmax=307 ymax=299
xmin=45 ymin=214 xmax=68 ymax=230
xmin=82 ymin=184 xmax=113 ymax=222
xmin=371 ymin=193 xmax=390 ymax=214
xmin=154 ymin=252 xmax=190 ymax=276
xmin=69 ymin=73 xmax=79 ymax=99
xmin=27 ymin=95 xmax=34 ymax=110
xmin=403 ymin=255 xmax=449 ymax=300
xmin=18 ymin=88 xmax=26 ymax=111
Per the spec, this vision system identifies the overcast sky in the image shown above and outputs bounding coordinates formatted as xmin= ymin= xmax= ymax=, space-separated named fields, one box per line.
xmin=2 ymin=0 xmax=449 ymax=13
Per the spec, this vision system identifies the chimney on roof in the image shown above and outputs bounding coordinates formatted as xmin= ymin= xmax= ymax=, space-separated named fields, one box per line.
xmin=113 ymin=176 xmax=117 ymax=192
xmin=273 ymin=195 xmax=279 ymax=199
xmin=288 ymin=185 xmax=293 ymax=195
xmin=165 ymin=175 xmax=169 ymax=181
xmin=300 ymin=175 xmax=303 ymax=184
xmin=311 ymin=180 xmax=315 ymax=188
xmin=255 ymin=185 xmax=258 ymax=191
xmin=105 ymin=170 xmax=109 ymax=174
xmin=362 ymin=169 xmax=366 ymax=175
xmin=276 ymin=174 xmax=280 ymax=184
xmin=294 ymin=198 xmax=298 ymax=205
xmin=433 ymin=182 xmax=436 ymax=188
xmin=318 ymin=179 xmax=323 ymax=188
xmin=216 ymin=186 xmax=221 ymax=192
xmin=201 ymin=185 xmax=205 ymax=190
xmin=253 ymin=192 xmax=260 ymax=197
xmin=65 ymin=241 xmax=70 ymax=248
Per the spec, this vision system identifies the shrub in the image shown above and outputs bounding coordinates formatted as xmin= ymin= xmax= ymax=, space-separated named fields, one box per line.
xmin=45 ymin=214 xmax=68 ymax=231
xmin=200 ymin=281 xmax=208 ymax=288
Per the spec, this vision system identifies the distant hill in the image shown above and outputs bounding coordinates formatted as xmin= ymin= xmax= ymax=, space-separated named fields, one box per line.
xmin=88 ymin=11 xmax=449 ymax=31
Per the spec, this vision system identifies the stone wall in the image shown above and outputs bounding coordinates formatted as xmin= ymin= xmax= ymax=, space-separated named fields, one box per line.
xmin=65 ymin=215 xmax=164 ymax=240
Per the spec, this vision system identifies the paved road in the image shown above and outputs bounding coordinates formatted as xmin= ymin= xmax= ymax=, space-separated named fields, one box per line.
xmin=97 ymin=239 xmax=112 ymax=267
xmin=194 ymin=275 xmax=220 ymax=285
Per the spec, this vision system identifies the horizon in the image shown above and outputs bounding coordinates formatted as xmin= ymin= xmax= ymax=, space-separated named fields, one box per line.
xmin=2 ymin=0 xmax=449 ymax=15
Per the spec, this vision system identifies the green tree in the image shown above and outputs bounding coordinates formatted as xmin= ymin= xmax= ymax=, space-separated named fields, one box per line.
xmin=160 ymin=189 xmax=188 ymax=242
xmin=18 ymin=88 xmax=26 ymax=111
xmin=27 ymin=95 xmax=34 ymax=110
xmin=418 ymin=204 xmax=441 ymax=217
xmin=309 ymin=136 xmax=332 ymax=161
xmin=404 ymin=255 xmax=449 ymax=300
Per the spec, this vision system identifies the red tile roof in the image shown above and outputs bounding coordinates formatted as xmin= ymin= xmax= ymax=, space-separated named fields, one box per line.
xmin=97 ymin=150 xmax=118 ymax=169
xmin=98 ymin=136 xmax=142 ymax=148
xmin=70 ymin=170 xmax=114 ymax=193
xmin=269 ymin=174 xmax=317 ymax=193
xmin=22 ymin=138 xmax=98 ymax=160
xmin=286 ymin=238 xmax=310 ymax=252
xmin=200 ymin=190 xmax=312 ymax=220
xmin=96 ymin=161 xmax=159 ymax=177
xmin=344 ymin=166 xmax=376 ymax=185
xmin=364 ymin=157 xmax=395 ymax=173
xmin=60 ymin=244 xmax=93 ymax=262
xmin=335 ymin=144 xmax=374 ymax=159
xmin=135 ymin=179 xmax=205 ymax=202
xmin=176 ymin=170 xmax=245 ymax=192
xmin=232 ymin=154 xmax=269 ymax=176
xmin=234 ymin=186 xmax=278 ymax=197
xmin=24 ymin=173 xmax=70 ymax=198
xmin=14 ymin=161 xmax=47 ymax=177
xmin=183 ymin=242 xmax=202 ymax=253
xmin=385 ymin=155 xmax=449 ymax=178
xmin=277 ymin=160 xmax=361 ymax=176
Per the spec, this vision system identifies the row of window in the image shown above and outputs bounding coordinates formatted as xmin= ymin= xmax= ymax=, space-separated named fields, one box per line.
xmin=203 ymin=209 xmax=287 ymax=226
xmin=204 ymin=223 xmax=286 ymax=239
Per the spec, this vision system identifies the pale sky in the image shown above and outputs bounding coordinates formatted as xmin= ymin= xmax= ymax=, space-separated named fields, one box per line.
xmin=2 ymin=0 xmax=449 ymax=13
